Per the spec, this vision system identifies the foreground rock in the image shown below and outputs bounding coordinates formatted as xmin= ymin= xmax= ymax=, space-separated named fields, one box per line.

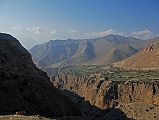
xmin=0 ymin=115 xmax=52 ymax=120
xmin=0 ymin=115 xmax=83 ymax=120
xmin=0 ymin=33 xmax=79 ymax=117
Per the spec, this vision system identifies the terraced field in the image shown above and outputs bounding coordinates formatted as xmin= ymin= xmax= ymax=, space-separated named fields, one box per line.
xmin=59 ymin=65 xmax=159 ymax=82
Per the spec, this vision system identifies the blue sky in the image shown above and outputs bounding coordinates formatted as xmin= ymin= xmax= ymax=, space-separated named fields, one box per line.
xmin=0 ymin=0 xmax=159 ymax=49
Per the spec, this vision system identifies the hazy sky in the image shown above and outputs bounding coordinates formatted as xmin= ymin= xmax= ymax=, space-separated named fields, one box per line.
xmin=0 ymin=0 xmax=159 ymax=49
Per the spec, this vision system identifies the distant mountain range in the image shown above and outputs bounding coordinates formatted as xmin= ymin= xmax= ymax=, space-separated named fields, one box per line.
xmin=29 ymin=35 xmax=151 ymax=70
xmin=91 ymin=29 xmax=158 ymax=40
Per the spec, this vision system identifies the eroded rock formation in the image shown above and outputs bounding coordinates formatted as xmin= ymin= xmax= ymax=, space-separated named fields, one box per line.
xmin=52 ymin=73 xmax=159 ymax=119
xmin=53 ymin=74 xmax=159 ymax=109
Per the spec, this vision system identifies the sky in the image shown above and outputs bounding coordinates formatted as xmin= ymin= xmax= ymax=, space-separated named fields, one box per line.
xmin=0 ymin=0 xmax=159 ymax=49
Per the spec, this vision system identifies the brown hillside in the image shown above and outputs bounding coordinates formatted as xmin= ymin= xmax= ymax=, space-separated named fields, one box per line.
xmin=113 ymin=39 xmax=159 ymax=70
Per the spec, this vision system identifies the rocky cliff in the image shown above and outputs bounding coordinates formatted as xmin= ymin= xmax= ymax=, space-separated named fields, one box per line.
xmin=52 ymin=73 xmax=159 ymax=119
xmin=52 ymin=74 xmax=159 ymax=109
xmin=0 ymin=33 xmax=80 ymax=117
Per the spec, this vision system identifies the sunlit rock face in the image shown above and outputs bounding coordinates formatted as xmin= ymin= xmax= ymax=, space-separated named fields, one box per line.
xmin=53 ymin=74 xmax=159 ymax=110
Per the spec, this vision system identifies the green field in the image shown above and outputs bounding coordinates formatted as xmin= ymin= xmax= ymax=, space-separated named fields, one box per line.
xmin=59 ymin=65 xmax=159 ymax=82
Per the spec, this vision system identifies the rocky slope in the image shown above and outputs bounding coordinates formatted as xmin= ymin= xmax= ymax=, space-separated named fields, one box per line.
xmin=29 ymin=35 xmax=146 ymax=69
xmin=0 ymin=115 xmax=53 ymax=120
xmin=113 ymin=38 xmax=159 ymax=70
xmin=52 ymin=73 xmax=159 ymax=119
xmin=0 ymin=33 xmax=80 ymax=117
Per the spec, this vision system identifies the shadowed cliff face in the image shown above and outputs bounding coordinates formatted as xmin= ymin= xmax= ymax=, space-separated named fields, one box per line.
xmin=0 ymin=33 xmax=80 ymax=117
xmin=52 ymin=74 xmax=159 ymax=119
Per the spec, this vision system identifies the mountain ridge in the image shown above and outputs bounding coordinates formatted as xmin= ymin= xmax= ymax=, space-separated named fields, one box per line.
xmin=29 ymin=35 xmax=147 ymax=70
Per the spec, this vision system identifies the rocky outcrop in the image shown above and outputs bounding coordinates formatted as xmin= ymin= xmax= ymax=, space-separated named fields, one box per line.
xmin=52 ymin=73 xmax=159 ymax=111
xmin=51 ymin=73 xmax=159 ymax=119
xmin=51 ymin=74 xmax=159 ymax=120
xmin=0 ymin=33 xmax=80 ymax=117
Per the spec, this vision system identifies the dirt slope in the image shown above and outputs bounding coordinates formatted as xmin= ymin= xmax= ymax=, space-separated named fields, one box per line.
xmin=113 ymin=39 xmax=159 ymax=70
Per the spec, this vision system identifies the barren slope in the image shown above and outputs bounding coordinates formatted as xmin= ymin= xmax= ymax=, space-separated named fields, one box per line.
xmin=113 ymin=39 xmax=159 ymax=70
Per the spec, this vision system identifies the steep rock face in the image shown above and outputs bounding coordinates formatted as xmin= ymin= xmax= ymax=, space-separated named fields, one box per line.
xmin=118 ymin=81 xmax=159 ymax=105
xmin=0 ymin=33 xmax=79 ymax=117
xmin=52 ymin=74 xmax=159 ymax=119
xmin=52 ymin=74 xmax=159 ymax=110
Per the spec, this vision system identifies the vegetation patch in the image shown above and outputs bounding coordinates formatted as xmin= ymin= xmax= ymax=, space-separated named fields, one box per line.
xmin=59 ymin=65 xmax=159 ymax=82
